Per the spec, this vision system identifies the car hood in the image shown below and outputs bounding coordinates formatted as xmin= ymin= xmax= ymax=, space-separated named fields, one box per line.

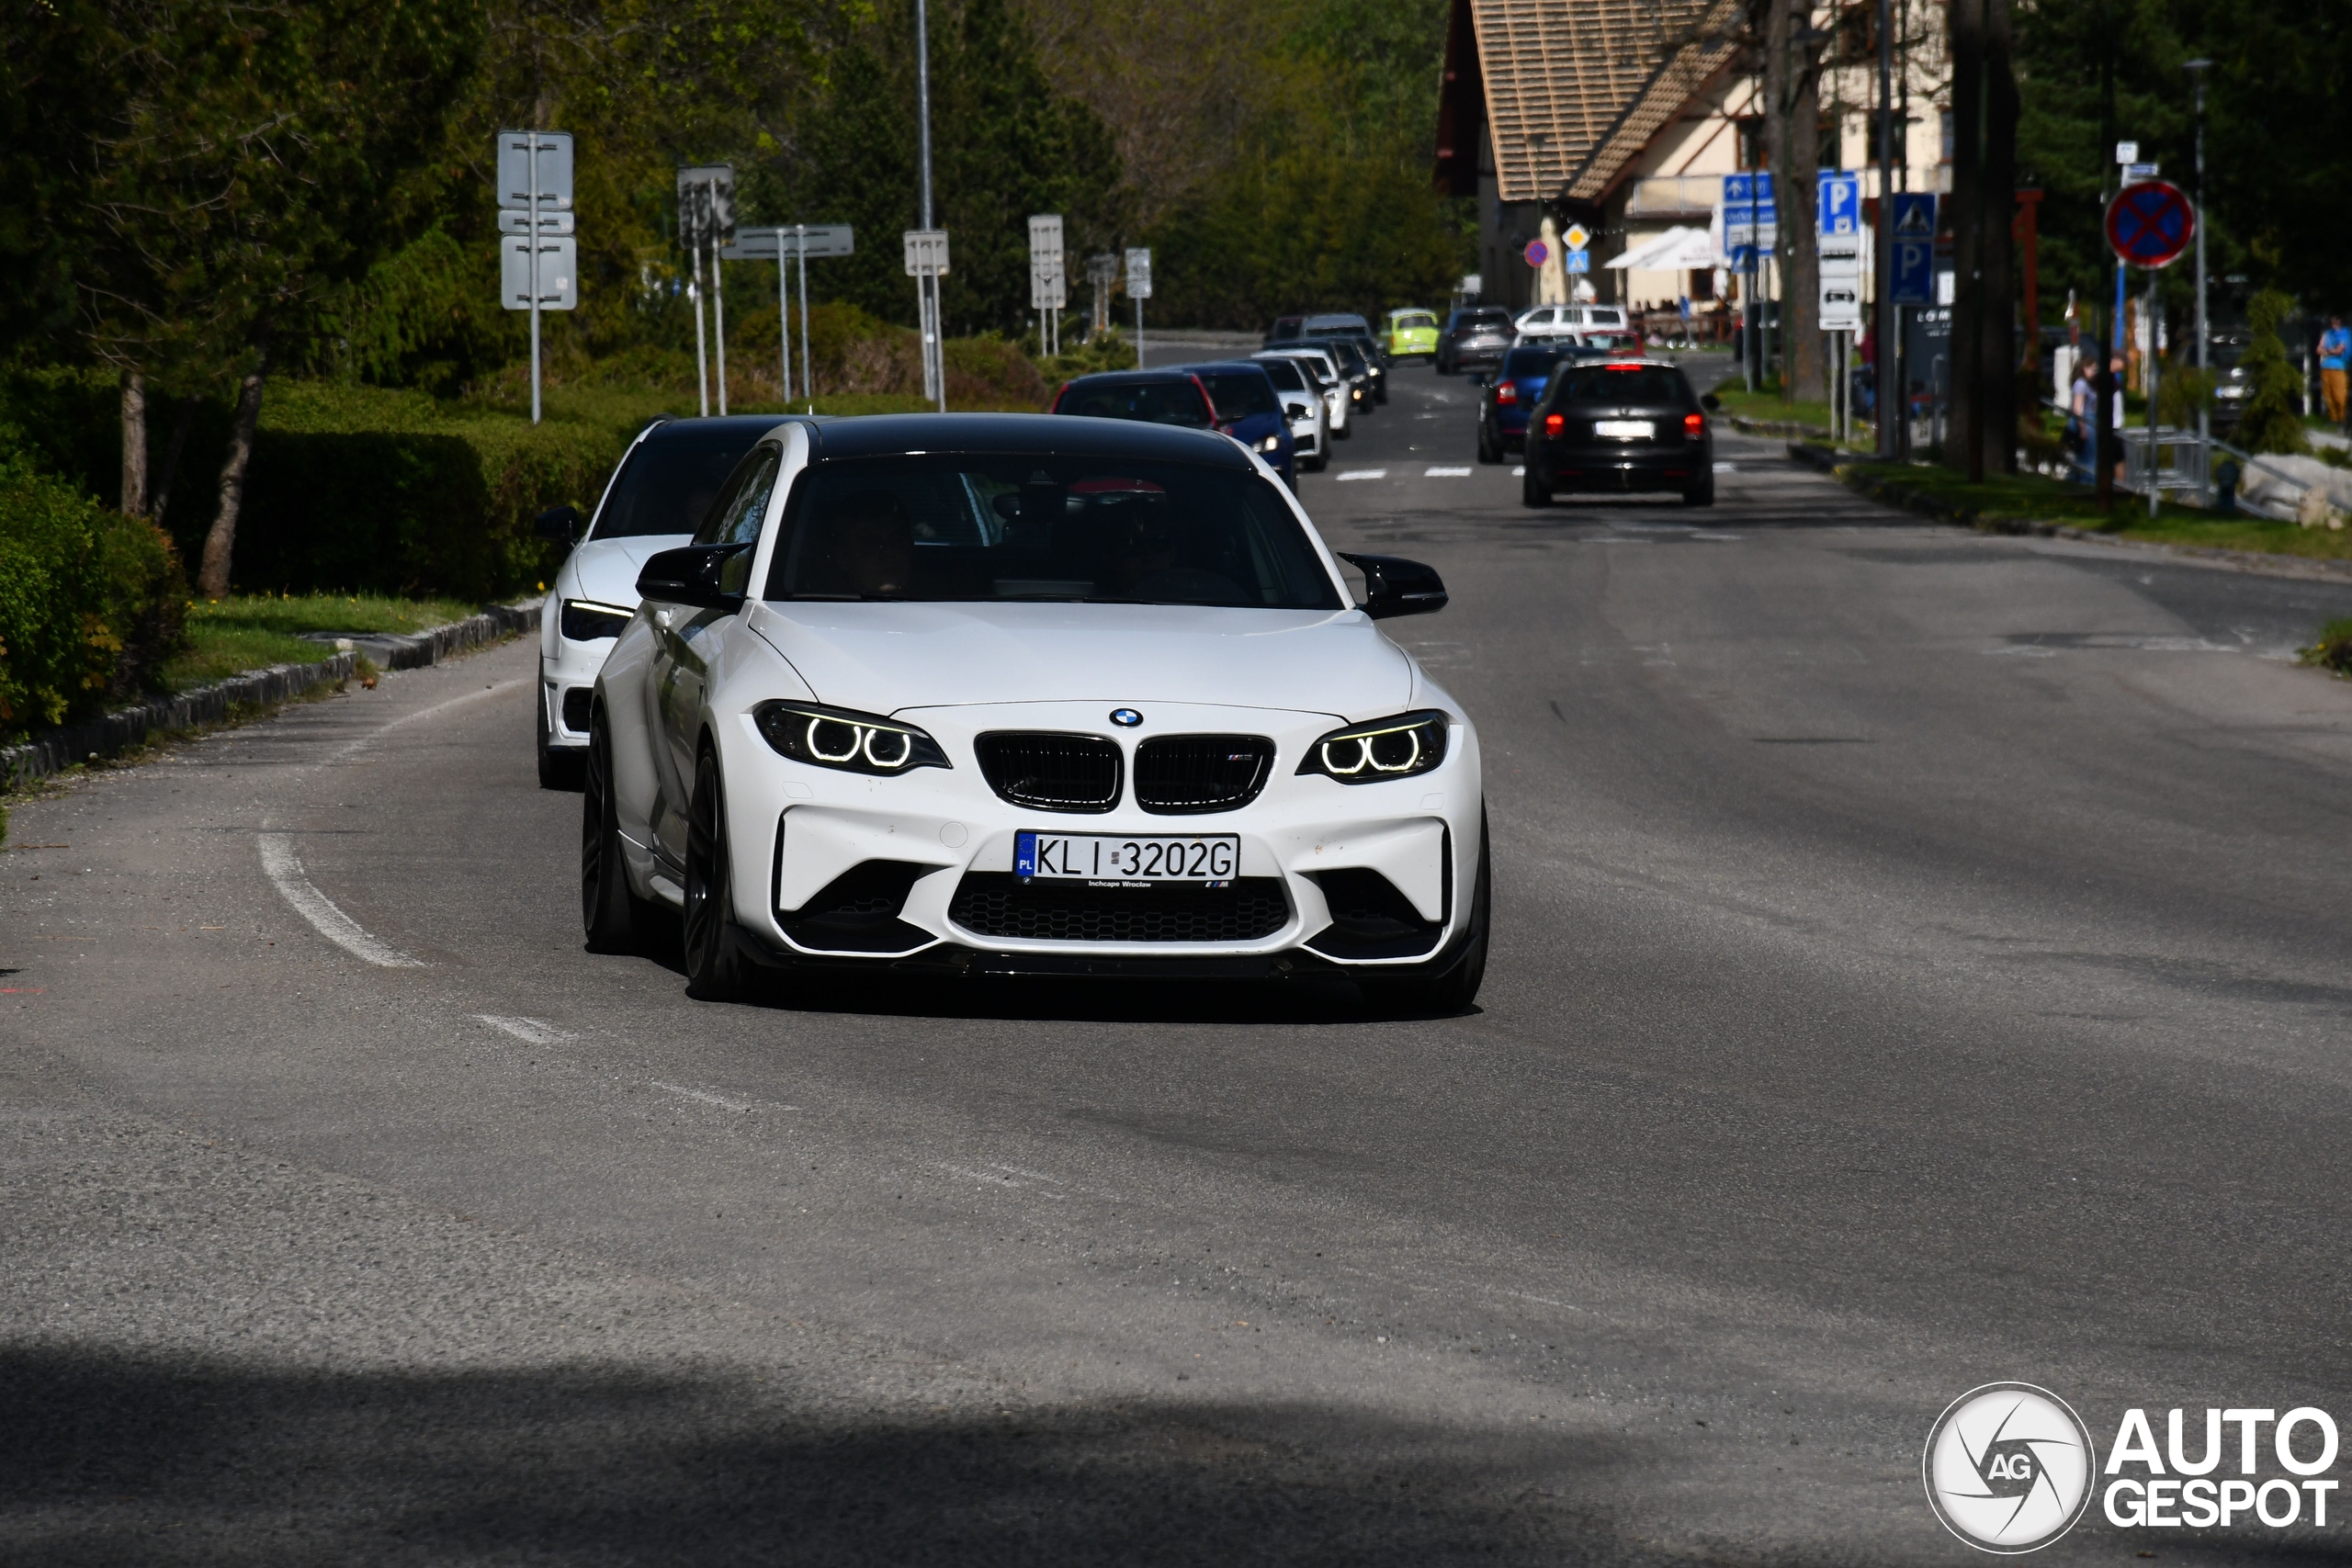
xmin=569 ymin=534 xmax=692 ymax=606
xmin=744 ymin=600 xmax=1414 ymax=721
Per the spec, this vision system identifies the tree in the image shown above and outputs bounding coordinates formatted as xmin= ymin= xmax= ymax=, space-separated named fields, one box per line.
xmin=1949 ymin=0 xmax=2019 ymax=478
xmin=1763 ymin=0 xmax=1827 ymax=403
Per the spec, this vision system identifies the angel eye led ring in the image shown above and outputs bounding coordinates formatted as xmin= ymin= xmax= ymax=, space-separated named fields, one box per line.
xmin=1318 ymin=728 xmax=1423 ymax=776
xmin=806 ymin=716 xmax=915 ymax=770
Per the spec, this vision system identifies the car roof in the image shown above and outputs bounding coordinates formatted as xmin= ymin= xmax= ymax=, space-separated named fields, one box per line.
xmin=806 ymin=412 xmax=1249 ymax=468
xmin=640 ymin=413 xmax=803 ymax=442
xmin=1057 ymin=368 xmax=1204 ymax=388
xmin=1176 ymin=361 xmax=1277 ymax=377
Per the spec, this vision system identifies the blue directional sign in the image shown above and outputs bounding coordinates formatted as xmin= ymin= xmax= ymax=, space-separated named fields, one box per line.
xmin=1723 ymin=172 xmax=1778 ymax=221
xmin=1817 ymin=171 xmax=1860 ymax=235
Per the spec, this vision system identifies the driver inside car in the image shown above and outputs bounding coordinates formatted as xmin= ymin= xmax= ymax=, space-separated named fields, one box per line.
xmin=806 ymin=490 xmax=916 ymax=597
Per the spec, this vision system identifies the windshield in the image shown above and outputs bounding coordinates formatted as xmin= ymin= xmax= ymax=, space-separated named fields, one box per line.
xmin=764 ymin=455 xmax=1344 ymax=610
xmin=591 ymin=425 xmax=767 ymax=538
xmin=1453 ymin=310 xmax=1513 ymax=332
xmin=1257 ymin=357 xmax=1309 ymax=392
xmin=1056 ymin=379 xmax=1212 ymax=427
xmin=1194 ymin=371 xmax=1281 ymax=420
xmin=1266 ymin=353 xmax=1334 ymax=387
xmin=1549 ymin=365 xmax=1692 ymax=405
xmin=1327 ymin=340 xmax=1367 ymax=373
xmin=1395 ymin=311 xmax=1436 ymax=330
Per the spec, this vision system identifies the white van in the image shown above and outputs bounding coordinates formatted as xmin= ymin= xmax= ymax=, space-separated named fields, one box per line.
xmin=1513 ymin=304 xmax=1632 ymax=339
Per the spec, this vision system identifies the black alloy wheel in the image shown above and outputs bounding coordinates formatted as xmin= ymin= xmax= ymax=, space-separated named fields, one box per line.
xmin=1360 ymin=807 xmax=1491 ymax=1018
xmin=582 ymin=706 xmax=639 ymax=952
xmin=683 ymin=746 xmax=753 ymax=1002
xmin=1476 ymin=417 xmax=1501 ymax=465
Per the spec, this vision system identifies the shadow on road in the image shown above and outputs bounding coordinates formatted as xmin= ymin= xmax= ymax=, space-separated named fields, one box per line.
xmin=4 ymin=1345 xmax=1652 ymax=1567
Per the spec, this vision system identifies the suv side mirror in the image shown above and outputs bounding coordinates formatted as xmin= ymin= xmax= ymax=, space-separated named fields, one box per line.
xmin=1700 ymin=393 xmax=1723 ymax=412
xmin=536 ymin=503 xmax=582 ymax=543
xmin=638 ymin=542 xmax=752 ymax=611
xmin=1337 ymin=552 xmax=1448 ymax=620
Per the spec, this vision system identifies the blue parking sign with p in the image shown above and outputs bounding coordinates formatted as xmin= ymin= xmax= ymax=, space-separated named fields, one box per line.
xmin=1892 ymin=240 xmax=1936 ymax=304
xmin=1817 ymin=172 xmax=1860 ymax=235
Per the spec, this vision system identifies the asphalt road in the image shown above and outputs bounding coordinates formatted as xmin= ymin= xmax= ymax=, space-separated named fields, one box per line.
xmin=9 ymin=362 xmax=2352 ymax=1566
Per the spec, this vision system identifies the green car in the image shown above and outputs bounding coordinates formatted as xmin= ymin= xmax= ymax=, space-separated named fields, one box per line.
xmin=1385 ymin=308 xmax=1440 ymax=362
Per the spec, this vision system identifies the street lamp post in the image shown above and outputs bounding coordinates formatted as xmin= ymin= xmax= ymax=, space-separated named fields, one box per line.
xmin=2185 ymin=58 xmax=2212 ymax=501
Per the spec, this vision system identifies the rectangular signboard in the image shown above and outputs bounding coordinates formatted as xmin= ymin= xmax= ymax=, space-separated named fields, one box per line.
xmin=1817 ymin=171 xmax=1860 ymax=235
xmin=501 ymin=236 xmax=577 ymax=310
xmin=724 ymin=224 xmax=854 ymax=261
xmin=1890 ymin=192 xmax=1938 ymax=239
xmin=1820 ymin=284 xmax=1862 ymax=332
xmin=1817 ymin=231 xmax=1864 ymax=278
xmin=1565 ymin=250 xmax=1590 ymax=274
xmin=498 ymin=209 xmax=574 ymax=236
xmin=496 ymin=130 xmax=573 ymax=211
xmin=903 ymin=229 xmax=950 ymax=276
xmin=1125 ymin=246 xmax=1152 ymax=300
xmin=1891 ymin=239 xmax=1936 ymax=305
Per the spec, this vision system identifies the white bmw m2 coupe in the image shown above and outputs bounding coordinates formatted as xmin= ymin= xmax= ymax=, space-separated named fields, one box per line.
xmin=582 ymin=413 xmax=1487 ymax=1012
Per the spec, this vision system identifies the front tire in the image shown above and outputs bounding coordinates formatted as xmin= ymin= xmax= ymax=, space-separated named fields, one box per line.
xmin=1361 ymin=810 xmax=1490 ymax=1018
xmin=582 ymin=705 xmax=642 ymax=953
xmin=684 ymin=746 xmax=754 ymax=1002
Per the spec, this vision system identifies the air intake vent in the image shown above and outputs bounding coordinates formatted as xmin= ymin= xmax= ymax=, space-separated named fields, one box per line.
xmin=949 ymin=874 xmax=1289 ymax=942
xmin=975 ymin=732 xmax=1122 ymax=813
xmin=1135 ymin=735 xmax=1275 ymax=814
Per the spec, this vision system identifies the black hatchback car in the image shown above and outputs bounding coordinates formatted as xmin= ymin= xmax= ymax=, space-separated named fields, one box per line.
xmin=1436 ymin=307 xmax=1515 ymax=376
xmin=1521 ymin=359 xmax=1720 ymax=507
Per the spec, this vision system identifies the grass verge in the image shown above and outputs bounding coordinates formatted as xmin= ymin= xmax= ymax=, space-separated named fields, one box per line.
xmin=164 ymin=593 xmax=480 ymax=690
xmin=1835 ymin=458 xmax=2352 ymax=561
xmin=2302 ymin=618 xmax=2352 ymax=673
xmin=1712 ymin=385 xmax=1834 ymax=433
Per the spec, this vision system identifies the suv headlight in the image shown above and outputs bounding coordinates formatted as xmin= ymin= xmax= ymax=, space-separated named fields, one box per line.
xmin=752 ymin=700 xmax=951 ymax=775
xmin=560 ymin=599 xmax=633 ymax=641
xmin=1260 ymin=434 xmax=1282 ymax=452
xmin=1298 ymin=710 xmax=1450 ymax=784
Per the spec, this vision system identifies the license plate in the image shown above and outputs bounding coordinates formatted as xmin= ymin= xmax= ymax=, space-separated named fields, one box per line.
xmin=1594 ymin=419 xmax=1654 ymax=439
xmin=1015 ymin=830 xmax=1239 ymax=886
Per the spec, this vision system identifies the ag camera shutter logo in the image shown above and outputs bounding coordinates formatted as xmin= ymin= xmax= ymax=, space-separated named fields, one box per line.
xmin=1923 ymin=1383 xmax=2095 ymax=1552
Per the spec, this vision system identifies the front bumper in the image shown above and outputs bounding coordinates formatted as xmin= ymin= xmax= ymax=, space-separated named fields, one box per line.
xmin=718 ymin=700 xmax=1481 ymax=972
xmin=541 ymin=630 xmax=619 ymax=750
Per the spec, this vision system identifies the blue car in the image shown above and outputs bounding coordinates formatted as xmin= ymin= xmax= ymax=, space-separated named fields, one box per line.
xmin=1052 ymin=365 xmax=1295 ymax=483
xmin=1476 ymin=343 xmax=1577 ymax=463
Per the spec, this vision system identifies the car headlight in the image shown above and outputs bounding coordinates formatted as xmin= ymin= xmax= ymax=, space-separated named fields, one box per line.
xmin=1260 ymin=434 xmax=1281 ymax=452
xmin=1297 ymin=711 xmax=1450 ymax=784
xmin=752 ymin=700 xmax=952 ymax=775
xmin=560 ymin=599 xmax=633 ymax=641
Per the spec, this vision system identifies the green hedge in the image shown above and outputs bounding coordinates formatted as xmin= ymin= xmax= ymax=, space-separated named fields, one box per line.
xmin=0 ymin=453 xmax=186 ymax=738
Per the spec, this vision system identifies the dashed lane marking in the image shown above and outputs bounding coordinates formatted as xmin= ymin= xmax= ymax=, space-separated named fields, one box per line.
xmin=256 ymin=833 xmax=424 ymax=968
xmin=475 ymin=1014 xmax=575 ymax=1044
xmin=1336 ymin=468 xmax=1387 ymax=481
xmin=1425 ymin=466 xmax=1473 ymax=477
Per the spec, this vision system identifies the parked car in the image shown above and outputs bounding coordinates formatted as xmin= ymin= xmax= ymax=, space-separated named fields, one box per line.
xmin=534 ymin=414 xmax=793 ymax=788
xmin=1385 ymin=308 xmax=1440 ymax=362
xmin=1050 ymin=370 xmax=1218 ymax=429
xmin=1177 ymin=361 xmax=1297 ymax=483
xmin=587 ymin=413 xmax=1488 ymax=1012
xmin=1321 ymin=336 xmax=1380 ymax=412
xmin=1436 ymin=308 xmax=1516 ymax=375
xmin=1263 ymin=314 xmax=1306 ymax=347
xmin=1521 ymin=358 xmax=1719 ymax=507
xmin=1476 ymin=344 xmax=1577 ymax=463
xmin=1248 ymin=353 xmax=1329 ymax=470
xmin=1328 ymin=333 xmax=1390 ymax=403
xmin=1302 ymin=313 xmax=1383 ymax=366
xmin=1255 ymin=347 xmax=1351 ymax=440
xmin=1513 ymin=304 xmax=1634 ymax=340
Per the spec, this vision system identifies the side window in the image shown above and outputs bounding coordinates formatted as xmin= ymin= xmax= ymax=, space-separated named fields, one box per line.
xmin=695 ymin=446 xmax=782 ymax=547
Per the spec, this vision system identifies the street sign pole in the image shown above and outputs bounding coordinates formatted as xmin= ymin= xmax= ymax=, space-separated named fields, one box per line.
xmin=1125 ymin=248 xmax=1151 ymax=367
xmin=528 ymin=135 xmax=541 ymax=426
xmin=911 ymin=0 xmax=944 ymax=406
xmin=2187 ymin=59 xmax=2212 ymax=500
xmin=690 ymin=242 xmax=708 ymax=417
xmin=775 ymin=240 xmax=792 ymax=407
xmin=797 ymin=227 xmax=813 ymax=413
xmin=712 ymin=230 xmax=728 ymax=416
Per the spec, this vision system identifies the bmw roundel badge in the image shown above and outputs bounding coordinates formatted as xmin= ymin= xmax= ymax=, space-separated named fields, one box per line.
xmin=1110 ymin=708 xmax=1143 ymax=728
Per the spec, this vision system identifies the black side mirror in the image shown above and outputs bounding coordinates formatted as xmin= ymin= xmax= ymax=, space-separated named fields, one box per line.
xmin=535 ymin=503 xmax=582 ymax=543
xmin=1337 ymin=552 xmax=1448 ymax=620
xmin=1700 ymin=393 xmax=1723 ymax=412
xmin=638 ymin=542 xmax=752 ymax=611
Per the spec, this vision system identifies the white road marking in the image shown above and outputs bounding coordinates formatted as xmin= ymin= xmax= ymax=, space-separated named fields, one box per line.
xmin=256 ymin=833 xmax=424 ymax=968
xmin=1336 ymin=468 xmax=1387 ymax=481
xmin=1512 ymin=466 xmax=1526 ymax=476
xmin=650 ymin=1080 xmax=760 ymax=1112
xmin=1715 ymin=462 xmax=1739 ymax=472
xmin=475 ymin=1014 xmax=575 ymax=1044
xmin=1425 ymin=466 xmax=1473 ymax=478
xmin=328 ymin=678 xmax=527 ymax=767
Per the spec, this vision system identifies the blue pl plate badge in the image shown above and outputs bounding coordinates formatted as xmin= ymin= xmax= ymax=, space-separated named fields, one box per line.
xmin=1014 ymin=830 xmax=1039 ymax=881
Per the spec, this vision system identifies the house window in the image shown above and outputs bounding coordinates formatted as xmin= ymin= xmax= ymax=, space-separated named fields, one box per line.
xmin=1736 ymin=118 xmax=1766 ymax=170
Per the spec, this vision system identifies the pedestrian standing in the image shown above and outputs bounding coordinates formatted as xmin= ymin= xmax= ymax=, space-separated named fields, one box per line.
xmin=2321 ymin=314 xmax=2350 ymax=427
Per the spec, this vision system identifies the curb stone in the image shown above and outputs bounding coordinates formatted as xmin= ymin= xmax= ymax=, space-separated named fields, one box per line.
xmin=1787 ymin=442 xmax=2352 ymax=587
xmin=2 ymin=602 xmax=540 ymax=789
